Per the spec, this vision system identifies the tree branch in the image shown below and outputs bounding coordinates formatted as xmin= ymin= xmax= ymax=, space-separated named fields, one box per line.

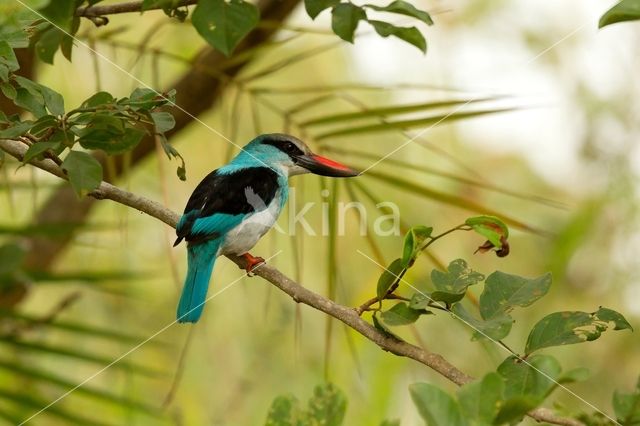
xmin=0 ymin=138 xmax=585 ymax=426
xmin=76 ymin=0 xmax=198 ymax=17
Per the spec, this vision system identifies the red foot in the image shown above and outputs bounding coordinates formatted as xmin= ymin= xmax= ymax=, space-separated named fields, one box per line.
xmin=241 ymin=252 xmax=265 ymax=276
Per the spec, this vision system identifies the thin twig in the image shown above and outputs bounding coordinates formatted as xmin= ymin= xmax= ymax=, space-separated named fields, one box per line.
xmin=0 ymin=138 xmax=585 ymax=426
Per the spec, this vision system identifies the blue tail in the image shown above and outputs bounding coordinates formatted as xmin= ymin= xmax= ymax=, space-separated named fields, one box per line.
xmin=177 ymin=240 xmax=221 ymax=323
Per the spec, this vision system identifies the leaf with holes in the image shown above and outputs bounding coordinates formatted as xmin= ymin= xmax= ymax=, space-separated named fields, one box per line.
xmin=61 ymin=150 xmax=103 ymax=197
xmin=192 ymin=0 xmax=260 ymax=57
xmin=479 ymin=271 xmax=551 ymax=321
xmin=524 ymin=307 xmax=632 ymax=355
xmin=430 ymin=259 xmax=484 ymax=305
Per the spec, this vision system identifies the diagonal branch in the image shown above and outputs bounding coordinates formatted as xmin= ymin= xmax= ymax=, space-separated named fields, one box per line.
xmin=76 ymin=0 xmax=198 ymax=17
xmin=0 ymin=138 xmax=585 ymax=426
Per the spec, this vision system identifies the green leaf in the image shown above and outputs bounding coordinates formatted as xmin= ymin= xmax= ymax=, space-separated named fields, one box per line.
xmin=61 ymin=150 xmax=103 ymax=197
xmin=451 ymin=303 xmax=514 ymax=341
xmin=367 ymin=20 xmax=426 ymax=53
xmin=81 ymin=91 xmax=115 ymax=108
xmin=0 ymin=82 xmax=16 ymax=100
xmin=79 ymin=126 xmax=144 ymax=155
xmin=465 ymin=215 xmax=509 ymax=247
xmin=305 ymin=0 xmax=340 ymax=19
xmin=430 ymin=259 xmax=484 ymax=305
xmin=457 ymin=372 xmax=504 ymax=424
xmin=497 ymin=354 xmax=561 ymax=401
xmin=479 ymin=271 xmax=551 ymax=320
xmin=192 ymin=0 xmax=260 ymax=57
xmin=364 ymin=0 xmax=433 ymax=25
xmin=524 ymin=307 xmax=633 ymax=355
xmin=331 ymin=4 xmax=367 ymax=43
xmin=0 ymin=40 xmax=19 ymax=74
xmin=493 ymin=396 xmax=539 ymax=425
xmin=381 ymin=302 xmax=429 ymax=326
xmin=613 ymin=377 xmax=640 ymax=425
xmin=151 ymin=111 xmax=175 ymax=133
xmin=23 ymin=141 xmax=60 ymax=163
xmin=372 ymin=312 xmax=400 ymax=339
xmin=401 ymin=225 xmax=432 ymax=268
xmin=14 ymin=87 xmax=47 ymax=118
xmin=599 ymin=0 xmax=640 ymax=28
xmin=409 ymin=383 xmax=466 ymax=426
xmin=0 ymin=243 xmax=26 ymax=276
xmin=265 ymin=394 xmax=301 ymax=425
xmin=0 ymin=121 xmax=32 ymax=138
xmin=29 ymin=114 xmax=58 ymax=137
xmin=34 ymin=25 xmax=64 ymax=64
xmin=307 ymin=383 xmax=347 ymax=426
xmin=39 ymin=85 xmax=65 ymax=116
xmin=376 ymin=258 xmax=404 ymax=300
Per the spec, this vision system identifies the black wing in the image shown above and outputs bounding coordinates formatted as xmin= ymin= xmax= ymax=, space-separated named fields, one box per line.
xmin=174 ymin=166 xmax=280 ymax=245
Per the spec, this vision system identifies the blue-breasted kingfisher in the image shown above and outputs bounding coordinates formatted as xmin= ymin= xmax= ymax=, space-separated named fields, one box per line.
xmin=173 ymin=133 xmax=359 ymax=323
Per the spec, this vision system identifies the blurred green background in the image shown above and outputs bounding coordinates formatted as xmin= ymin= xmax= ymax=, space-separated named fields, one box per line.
xmin=1 ymin=0 xmax=639 ymax=424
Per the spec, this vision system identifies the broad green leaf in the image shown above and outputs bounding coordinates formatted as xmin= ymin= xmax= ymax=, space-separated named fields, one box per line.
xmin=364 ymin=0 xmax=433 ymax=25
xmin=493 ymin=396 xmax=538 ymax=425
xmin=0 ymin=82 xmax=16 ymax=99
xmin=430 ymin=259 xmax=484 ymax=305
xmin=409 ymin=292 xmax=431 ymax=309
xmin=497 ymin=354 xmax=561 ymax=401
xmin=29 ymin=114 xmax=58 ymax=137
xmin=401 ymin=225 xmax=432 ymax=268
xmin=376 ymin=258 xmax=404 ymax=300
xmin=265 ymin=394 xmax=301 ymax=425
xmin=479 ymin=271 xmax=551 ymax=320
xmin=23 ymin=141 xmax=60 ymax=163
xmin=457 ymin=372 xmax=504 ymax=425
xmin=192 ymin=0 xmax=260 ymax=57
xmin=613 ymin=377 xmax=640 ymax=425
xmin=61 ymin=150 xmax=103 ymax=197
xmin=0 ymin=121 xmax=32 ymax=138
xmin=14 ymin=87 xmax=47 ymax=118
xmin=39 ymin=85 xmax=64 ymax=115
xmin=0 ymin=40 xmax=19 ymax=74
xmin=451 ymin=303 xmax=513 ymax=341
xmin=372 ymin=312 xmax=400 ymax=339
xmin=331 ymin=3 xmax=367 ymax=43
xmin=367 ymin=20 xmax=426 ymax=53
xmin=409 ymin=383 xmax=466 ymax=426
xmin=151 ymin=111 xmax=175 ymax=133
xmin=381 ymin=302 xmax=430 ymax=326
xmin=599 ymin=0 xmax=640 ymax=28
xmin=34 ymin=25 xmax=64 ymax=64
xmin=0 ymin=243 xmax=26 ymax=276
xmin=307 ymin=383 xmax=347 ymax=426
xmin=305 ymin=0 xmax=340 ymax=19
xmin=525 ymin=307 xmax=633 ymax=355
xmin=81 ymin=91 xmax=114 ymax=108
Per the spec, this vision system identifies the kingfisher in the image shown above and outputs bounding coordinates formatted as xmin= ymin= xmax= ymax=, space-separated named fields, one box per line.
xmin=173 ymin=133 xmax=359 ymax=323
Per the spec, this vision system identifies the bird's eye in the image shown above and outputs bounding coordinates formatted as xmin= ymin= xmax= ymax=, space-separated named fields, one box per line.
xmin=284 ymin=142 xmax=295 ymax=152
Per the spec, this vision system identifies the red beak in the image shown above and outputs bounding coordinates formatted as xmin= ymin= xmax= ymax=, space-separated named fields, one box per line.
xmin=296 ymin=153 xmax=359 ymax=177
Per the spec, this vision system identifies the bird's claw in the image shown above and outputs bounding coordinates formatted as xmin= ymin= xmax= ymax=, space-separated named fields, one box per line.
xmin=241 ymin=253 xmax=265 ymax=276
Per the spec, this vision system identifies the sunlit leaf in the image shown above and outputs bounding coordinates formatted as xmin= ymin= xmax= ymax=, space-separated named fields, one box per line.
xmin=307 ymin=383 xmax=347 ymax=426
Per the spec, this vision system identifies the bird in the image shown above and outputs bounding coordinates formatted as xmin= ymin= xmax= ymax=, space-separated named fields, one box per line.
xmin=173 ymin=133 xmax=359 ymax=323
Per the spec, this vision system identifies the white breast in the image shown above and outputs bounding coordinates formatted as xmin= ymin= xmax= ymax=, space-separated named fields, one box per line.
xmin=219 ymin=192 xmax=282 ymax=256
